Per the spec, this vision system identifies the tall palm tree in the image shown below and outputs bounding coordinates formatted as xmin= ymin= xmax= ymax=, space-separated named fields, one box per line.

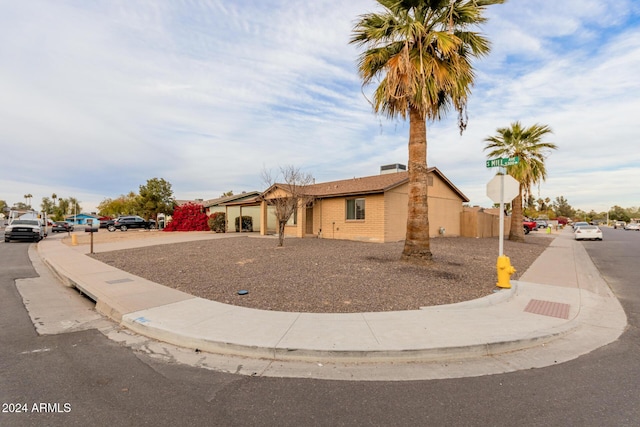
xmin=24 ymin=193 xmax=33 ymax=209
xmin=351 ymin=0 xmax=504 ymax=262
xmin=484 ymin=121 xmax=557 ymax=242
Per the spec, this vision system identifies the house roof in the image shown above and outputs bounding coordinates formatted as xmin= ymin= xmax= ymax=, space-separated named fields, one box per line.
xmin=175 ymin=192 xmax=261 ymax=208
xmin=293 ymin=168 xmax=469 ymax=202
xmin=223 ymin=194 xmax=262 ymax=206
xmin=175 ymin=199 xmax=206 ymax=207
xmin=204 ymin=191 xmax=262 ymax=207
xmin=301 ymin=171 xmax=408 ymax=197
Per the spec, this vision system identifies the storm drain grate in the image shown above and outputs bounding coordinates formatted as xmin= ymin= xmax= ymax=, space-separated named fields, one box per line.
xmin=105 ymin=278 xmax=134 ymax=284
xmin=524 ymin=299 xmax=570 ymax=319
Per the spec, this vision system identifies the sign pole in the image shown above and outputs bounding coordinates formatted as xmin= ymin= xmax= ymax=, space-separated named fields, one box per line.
xmin=486 ymin=161 xmax=520 ymax=289
xmin=498 ymin=170 xmax=505 ymax=257
xmin=486 ymin=158 xmax=520 ymax=258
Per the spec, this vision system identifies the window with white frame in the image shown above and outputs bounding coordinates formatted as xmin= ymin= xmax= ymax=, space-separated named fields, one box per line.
xmin=346 ymin=198 xmax=365 ymax=220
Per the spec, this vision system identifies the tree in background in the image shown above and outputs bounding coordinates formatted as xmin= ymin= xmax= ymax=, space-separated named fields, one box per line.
xmin=98 ymin=192 xmax=140 ymax=217
xmin=221 ymin=191 xmax=234 ymax=197
xmin=351 ymin=0 xmax=504 ymax=262
xmin=40 ymin=197 xmax=55 ymax=216
xmin=484 ymin=122 xmax=557 ymax=242
xmin=57 ymin=198 xmax=70 ymax=219
xmin=553 ymin=196 xmax=574 ymax=218
xmin=138 ymin=178 xmax=175 ymax=221
xmin=261 ymin=165 xmax=315 ymax=247
xmin=526 ymin=195 xmax=536 ymax=211
xmin=609 ymin=205 xmax=630 ymax=223
xmin=0 ymin=200 xmax=8 ymax=219
xmin=164 ymin=203 xmax=208 ymax=231
xmin=23 ymin=194 xmax=33 ymax=209
xmin=67 ymin=197 xmax=81 ymax=217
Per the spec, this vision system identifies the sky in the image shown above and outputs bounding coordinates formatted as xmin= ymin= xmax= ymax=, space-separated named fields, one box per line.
xmin=1 ymin=0 xmax=639 ymax=215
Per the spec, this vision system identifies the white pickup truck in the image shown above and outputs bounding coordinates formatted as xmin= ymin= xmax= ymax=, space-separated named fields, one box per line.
xmin=4 ymin=210 xmax=47 ymax=243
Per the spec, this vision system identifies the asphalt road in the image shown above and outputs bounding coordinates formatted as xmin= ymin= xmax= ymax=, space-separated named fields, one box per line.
xmin=1 ymin=228 xmax=639 ymax=426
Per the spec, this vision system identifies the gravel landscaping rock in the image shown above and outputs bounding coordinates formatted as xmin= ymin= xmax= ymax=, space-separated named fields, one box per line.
xmin=90 ymin=234 xmax=552 ymax=313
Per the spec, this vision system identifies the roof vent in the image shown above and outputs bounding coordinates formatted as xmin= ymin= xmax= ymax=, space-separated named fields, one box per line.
xmin=380 ymin=163 xmax=407 ymax=174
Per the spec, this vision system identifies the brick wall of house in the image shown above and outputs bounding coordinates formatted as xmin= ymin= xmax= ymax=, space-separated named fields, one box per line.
xmin=311 ymin=194 xmax=387 ymax=242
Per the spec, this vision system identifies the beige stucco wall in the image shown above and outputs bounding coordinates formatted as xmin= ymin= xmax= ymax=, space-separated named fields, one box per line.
xmin=383 ymin=175 xmax=464 ymax=241
xmin=384 ymin=186 xmax=408 ymax=242
xmin=426 ymin=175 xmax=464 ymax=237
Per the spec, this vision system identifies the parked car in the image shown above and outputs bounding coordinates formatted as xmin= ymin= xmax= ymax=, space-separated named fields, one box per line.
xmin=574 ymin=225 xmax=603 ymax=241
xmin=52 ymin=221 xmax=74 ymax=233
xmin=523 ymin=219 xmax=537 ymax=234
xmin=535 ymin=220 xmax=548 ymax=229
xmin=108 ymin=216 xmax=156 ymax=232
xmin=99 ymin=218 xmax=114 ymax=228
xmin=624 ymin=222 xmax=640 ymax=231
xmin=4 ymin=219 xmax=45 ymax=242
xmin=613 ymin=221 xmax=626 ymax=229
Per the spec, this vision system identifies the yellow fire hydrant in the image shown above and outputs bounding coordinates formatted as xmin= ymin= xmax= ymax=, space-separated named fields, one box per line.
xmin=496 ymin=255 xmax=516 ymax=289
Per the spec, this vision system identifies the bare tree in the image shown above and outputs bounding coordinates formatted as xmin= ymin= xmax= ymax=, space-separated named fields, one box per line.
xmin=261 ymin=166 xmax=315 ymax=247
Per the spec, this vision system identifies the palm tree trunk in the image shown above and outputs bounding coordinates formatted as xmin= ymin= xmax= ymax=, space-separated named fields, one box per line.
xmin=402 ymin=107 xmax=432 ymax=262
xmin=509 ymin=186 xmax=525 ymax=242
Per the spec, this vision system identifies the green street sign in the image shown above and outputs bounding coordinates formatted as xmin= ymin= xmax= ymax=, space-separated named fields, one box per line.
xmin=486 ymin=156 xmax=520 ymax=168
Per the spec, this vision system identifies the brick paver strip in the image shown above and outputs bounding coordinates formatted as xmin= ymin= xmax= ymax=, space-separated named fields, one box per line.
xmin=524 ymin=299 xmax=570 ymax=319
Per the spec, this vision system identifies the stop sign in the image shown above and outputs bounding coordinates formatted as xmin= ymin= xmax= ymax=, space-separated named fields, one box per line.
xmin=486 ymin=174 xmax=519 ymax=203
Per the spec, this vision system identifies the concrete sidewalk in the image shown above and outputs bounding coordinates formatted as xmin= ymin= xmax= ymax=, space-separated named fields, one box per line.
xmin=36 ymin=230 xmax=627 ymax=380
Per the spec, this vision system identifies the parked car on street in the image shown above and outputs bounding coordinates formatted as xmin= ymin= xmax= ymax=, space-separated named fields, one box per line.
xmin=624 ymin=222 xmax=640 ymax=231
xmin=4 ymin=219 xmax=45 ymax=242
xmin=99 ymin=217 xmax=114 ymax=228
xmin=523 ymin=219 xmax=537 ymax=234
xmin=108 ymin=216 xmax=156 ymax=232
xmin=535 ymin=220 xmax=548 ymax=229
xmin=574 ymin=225 xmax=603 ymax=241
xmin=52 ymin=221 xmax=74 ymax=233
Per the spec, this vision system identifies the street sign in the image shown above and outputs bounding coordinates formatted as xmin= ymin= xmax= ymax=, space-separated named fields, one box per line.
xmin=486 ymin=156 xmax=520 ymax=168
xmin=487 ymin=174 xmax=519 ymax=203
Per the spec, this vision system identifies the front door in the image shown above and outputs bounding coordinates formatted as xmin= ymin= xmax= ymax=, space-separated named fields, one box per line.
xmin=305 ymin=206 xmax=313 ymax=235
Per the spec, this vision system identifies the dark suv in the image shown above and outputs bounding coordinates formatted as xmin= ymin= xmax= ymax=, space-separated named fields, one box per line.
xmin=107 ymin=216 xmax=156 ymax=232
xmin=52 ymin=221 xmax=74 ymax=233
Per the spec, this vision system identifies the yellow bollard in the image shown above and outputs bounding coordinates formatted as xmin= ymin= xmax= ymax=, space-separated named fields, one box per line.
xmin=496 ymin=255 xmax=516 ymax=289
xmin=71 ymin=234 xmax=78 ymax=246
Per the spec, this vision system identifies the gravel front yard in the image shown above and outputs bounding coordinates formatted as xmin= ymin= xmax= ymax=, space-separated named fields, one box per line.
xmin=89 ymin=233 xmax=552 ymax=313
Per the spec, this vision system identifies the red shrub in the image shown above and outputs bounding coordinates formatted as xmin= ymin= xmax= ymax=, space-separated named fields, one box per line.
xmin=163 ymin=203 xmax=209 ymax=232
